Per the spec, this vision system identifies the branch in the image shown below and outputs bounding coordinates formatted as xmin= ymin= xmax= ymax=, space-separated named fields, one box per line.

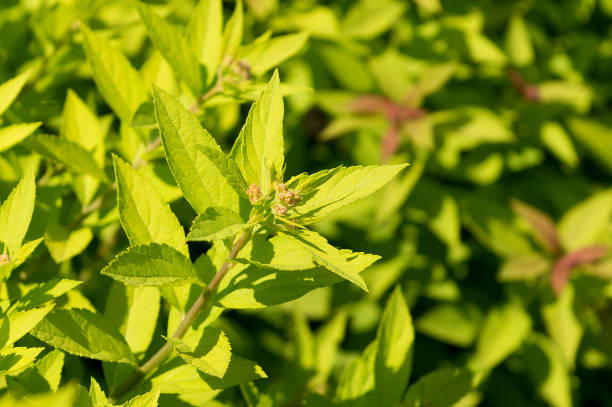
xmin=109 ymin=228 xmax=253 ymax=403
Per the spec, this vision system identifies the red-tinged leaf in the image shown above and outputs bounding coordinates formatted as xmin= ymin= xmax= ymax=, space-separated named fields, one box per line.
xmin=381 ymin=125 xmax=400 ymax=162
xmin=348 ymin=95 xmax=389 ymax=114
xmin=551 ymin=245 xmax=609 ymax=295
xmin=511 ymin=199 xmax=561 ymax=255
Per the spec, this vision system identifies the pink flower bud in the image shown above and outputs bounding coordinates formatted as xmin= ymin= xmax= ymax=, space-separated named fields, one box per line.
xmin=0 ymin=253 xmax=9 ymax=265
xmin=272 ymin=203 xmax=288 ymax=217
xmin=273 ymin=181 xmax=287 ymax=193
xmin=247 ymin=184 xmax=262 ymax=204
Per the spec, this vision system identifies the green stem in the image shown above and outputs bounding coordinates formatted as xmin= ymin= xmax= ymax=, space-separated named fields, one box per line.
xmin=109 ymin=229 xmax=253 ymax=403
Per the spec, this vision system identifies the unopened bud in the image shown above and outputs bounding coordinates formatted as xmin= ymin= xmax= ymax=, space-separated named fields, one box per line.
xmin=247 ymin=184 xmax=262 ymax=204
xmin=273 ymin=181 xmax=287 ymax=193
xmin=0 ymin=253 xmax=9 ymax=265
xmin=279 ymin=189 xmax=300 ymax=207
xmin=272 ymin=203 xmax=288 ymax=217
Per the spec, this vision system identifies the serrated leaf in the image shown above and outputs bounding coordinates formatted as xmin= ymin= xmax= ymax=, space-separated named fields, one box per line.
xmin=61 ymin=90 xmax=105 ymax=161
xmin=4 ymin=304 xmax=54 ymax=347
xmin=0 ymin=166 xmax=36 ymax=257
xmin=188 ymin=206 xmax=246 ymax=241
xmin=113 ymin=155 xmax=188 ymax=256
xmin=0 ymin=122 xmax=41 ymax=153
xmin=26 ymin=134 xmax=108 ymax=182
xmin=469 ymin=303 xmax=531 ymax=371
xmin=280 ymin=229 xmax=370 ymax=291
xmin=102 ymin=243 xmax=197 ymax=286
xmin=6 ymin=349 xmax=66 ymax=395
xmin=0 ymin=70 xmax=30 ymax=116
xmin=221 ymin=0 xmax=243 ymax=58
xmin=335 ymin=341 xmax=376 ymax=403
xmin=31 ymin=308 xmax=136 ymax=365
xmin=374 ymin=286 xmax=414 ymax=407
xmin=403 ymin=368 xmax=474 ymax=407
xmin=293 ymin=164 xmax=407 ymax=222
xmin=557 ymin=189 xmax=612 ymax=252
xmin=122 ymin=390 xmax=160 ymax=407
xmin=9 ymin=278 xmax=82 ymax=312
xmin=0 ymin=347 xmax=43 ymax=376
xmin=90 ymin=377 xmax=108 ymax=406
xmin=168 ymin=327 xmax=232 ymax=378
xmin=187 ymin=0 xmax=222 ymax=84
xmin=135 ymin=1 xmax=203 ymax=94
xmin=230 ymin=70 xmax=284 ymax=194
xmin=81 ymin=25 xmax=148 ymax=122
xmin=153 ymin=86 xmax=244 ymax=214
xmin=150 ymin=353 xmax=266 ymax=394
xmin=235 ymin=233 xmax=316 ymax=270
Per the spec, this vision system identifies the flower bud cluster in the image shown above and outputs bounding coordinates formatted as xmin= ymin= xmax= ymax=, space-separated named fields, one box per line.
xmin=0 ymin=253 xmax=9 ymax=266
xmin=247 ymin=184 xmax=262 ymax=204
xmin=273 ymin=182 xmax=301 ymax=206
xmin=271 ymin=182 xmax=300 ymax=217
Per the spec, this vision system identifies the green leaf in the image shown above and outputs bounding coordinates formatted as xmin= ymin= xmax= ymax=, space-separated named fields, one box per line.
xmin=374 ymin=286 xmax=414 ymax=407
xmin=9 ymin=279 xmax=82 ymax=312
xmin=221 ymin=0 xmax=243 ymax=58
xmin=61 ymin=90 xmax=105 ymax=161
xmin=134 ymin=1 xmax=203 ymax=94
xmin=153 ymin=86 xmax=244 ymax=214
xmin=26 ymin=134 xmax=108 ymax=182
xmin=31 ymin=308 xmax=137 ymax=365
xmin=342 ymin=0 xmax=406 ymax=39
xmin=122 ymin=390 xmax=160 ymax=407
xmin=558 ymin=189 xmax=612 ymax=252
xmin=0 ymin=166 xmax=36 ymax=257
xmin=415 ymin=303 xmax=481 ymax=348
xmin=150 ymin=354 xmax=266 ymax=393
xmin=113 ymin=155 xmax=188 ymax=256
xmin=235 ymin=233 xmax=316 ymax=270
xmin=44 ymin=223 xmax=93 ymax=263
xmin=540 ymin=122 xmax=578 ymax=168
xmin=539 ymin=81 xmax=592 ymax=113
xmin=4 ymin=304 xmax=54 ymax=347
xmin=188 ymin=206 xmax=246 ymax=241
xmin=239 ymin=32 xmax=309 ymax=76
xmin=281 ymin=229 xmax=371 ymax=292
xmin=335 ymin=341 xmax=376 ymax=403
xmin=403 ymin=368 xmax=474 ymax=407
xmin=497 ymin=253 xmax=550 ymax=282
xmin=0 ymin=70 xmax=30 ymax=116
xmin=104 ymin=282 xmax=160 ymax=355
xmin=541 ymin=285 xmax=582 ymax=368
xmin=469 ymin=303 xmax=531 ymax=371
xmin=187 ymin=0 xmax=222 ymax=84
xmin=217 ymin=247 xmax=378 ymax=309
xmin=505 ymin=14 xmax=534 ymax=67
xmin=522 ymin=335 xmax=572 ymax=407
xmin=568 ymin=117 xmax=612 ymax=174
xmin=230 ymin=70 xmax=284 ymax=195
xmin=0 ymin=122 xmax=41 ymax=153
xmin=292 ymin=164 xmax=407 ymax=222
xmin=101 ymin=243 xmax=197 ymax=286
xmin=5 ymin=349 xmax=65 ymax=395
xmin=81 ymin=25 xmax=148 ymax=122
xmin=168 ymin=327 xmax=232 ymax=378
xmin=0 ymin=347 xmax=43 ymax=376
xmin=89 ymin=377 xmax=108 ymax=406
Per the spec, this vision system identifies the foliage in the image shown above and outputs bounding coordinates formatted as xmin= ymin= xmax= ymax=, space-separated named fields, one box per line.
xmin=1 ymin=0 xmax=612 ymax=406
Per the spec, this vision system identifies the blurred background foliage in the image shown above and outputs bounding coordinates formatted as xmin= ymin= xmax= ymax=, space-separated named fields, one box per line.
xmin=2 ymin=0 xmax=612 ymax=406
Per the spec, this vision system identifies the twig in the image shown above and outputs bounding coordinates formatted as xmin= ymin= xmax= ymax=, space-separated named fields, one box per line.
xmin=109 ymin=228 xmax=253 ymax=403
